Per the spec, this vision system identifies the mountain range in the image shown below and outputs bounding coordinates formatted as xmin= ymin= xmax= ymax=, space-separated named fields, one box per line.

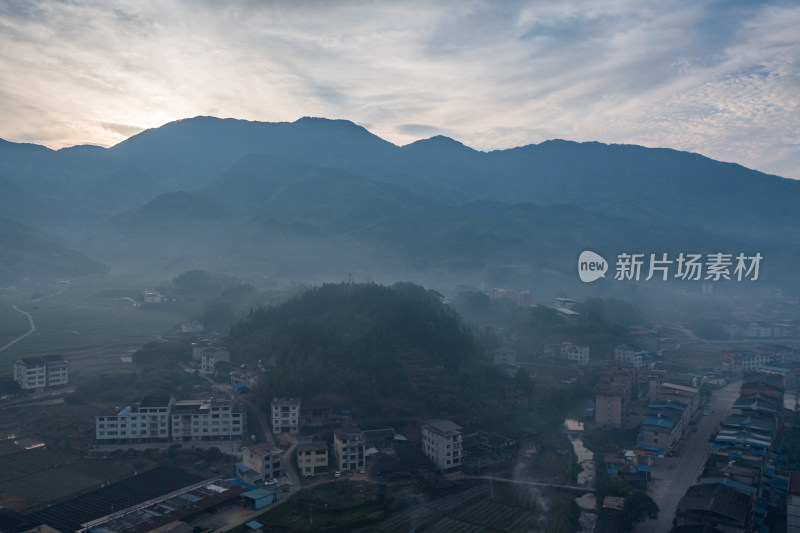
xmin=1 ymin=116 xmax=798 ymax=295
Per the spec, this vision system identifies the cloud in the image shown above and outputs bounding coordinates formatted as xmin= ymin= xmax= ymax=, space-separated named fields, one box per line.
xmin=0 ymin=0 xmax=797 ymax=178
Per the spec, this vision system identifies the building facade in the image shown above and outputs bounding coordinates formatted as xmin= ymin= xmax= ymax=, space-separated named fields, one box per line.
xmin=242 ymin=442 xmax=284 ymax=480
xmin=170 ymin=397 xmax=246 ymax=442
xmin=96 ymin=396 xmax=245 ymax=445
xmin=13 ymin=355 xmax=68 ymax=391
xmin=96 ymin=396 xmax=176 ymax=445
xmin=333 ymin=427 xmax=365 ymax=471
xmin=296 ymin=438 xmax=329 ymax=477
xmin=614 ymin=345 xmax=646 ymax=369
xmin=595 ymin=367 xmax=635 ymax=428
xmin=421 ymin=419 xmax=463 ymax=475
xmin=271 ymin=398 xmax=301 ymax=434
xmin=561 ymin=343 xmax=590 ymax=365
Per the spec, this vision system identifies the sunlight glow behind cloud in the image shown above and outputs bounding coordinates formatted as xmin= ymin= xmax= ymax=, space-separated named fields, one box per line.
xmin=0 ymin=0 xmax=798 ymax=178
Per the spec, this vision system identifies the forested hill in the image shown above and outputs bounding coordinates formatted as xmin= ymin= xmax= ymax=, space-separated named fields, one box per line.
xmin=227 ymin=282 xmax=507 ymax=425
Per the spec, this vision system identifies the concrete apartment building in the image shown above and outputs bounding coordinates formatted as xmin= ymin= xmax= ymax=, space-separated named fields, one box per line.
xmin=96 ymin=396 xmax=176 ymax=445
xmin=614 ymin=344 xmax=647 ymax=369
xmin=170 ymin=397 xmax=246 ymax=442
xmin=333 ymin=427 xmax=365 ymax=471
xmin=296 ymin=438 xmax=329 ymax=477
xmin=595 ymin=367 xmax=635 ymax=428
xmin=560 ymin=342 xmax=590 ymax=365
xmin=421 ymin=419 xmax=463 ymax=475
xmin=13 ymin=355 xmax=68 ymax=391
xmin=96 ymin=396 xmax=245 ymax=445
xmin=271 ymin=398 xmax=301 ymax=434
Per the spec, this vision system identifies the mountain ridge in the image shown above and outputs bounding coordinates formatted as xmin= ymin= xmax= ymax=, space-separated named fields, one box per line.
xmin=1 ymin=115 xmax=798 ymax=290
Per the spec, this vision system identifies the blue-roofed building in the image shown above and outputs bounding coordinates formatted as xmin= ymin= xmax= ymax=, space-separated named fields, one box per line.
xmin=721 ymin=418 xmax=775 ymax=437
xmin=639 ymin=415 xmax=681 ymax=454
xmin=634 ymin=444 xmax=665 ymax=457
xmin=241 ymin=488 xmax=275 ymax=510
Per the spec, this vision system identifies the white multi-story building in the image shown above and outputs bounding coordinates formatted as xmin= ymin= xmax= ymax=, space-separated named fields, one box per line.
xmin=96 ymin=396 xmax=245 ymax=445
xmin=13 ymin=355 xmax=68 ymax=391
xmin=739 ymin=350 xmax=784 ymax=371
xmin=200 ymin=347 xmax=230 ymax=373
xmin=561 ymin=343 xmax=590 ymax=365
xmin=271 ymin=398 xmax=301 ymax=434
xmin=614 ymin=344 xmax=646 ymax=369
xmin=422 ymin=419 xmax=463 ymax=475
xmin=334 ymin=427 xmax=365 ymax=471
xmin=96 ymin=396 xmax=176 ymax=445
xmin=170 ymin=397 xmax=246 ymax=442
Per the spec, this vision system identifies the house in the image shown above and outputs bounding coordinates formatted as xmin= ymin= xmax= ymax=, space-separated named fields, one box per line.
xmin=13 ymin=355 xmax=68 ymax=391
xmin=230 ymin=364 xmax=261 ymax=390
xmin=493 ymin=347 xmax=517 ymax=367
xmin=180 ymin=321 xmax=204 ymax=333
xmin=242 ymin=442 xmax=284 ymax=481
xmin=271 ymin=398 xmax=301 ymax=434
xmin=676 ymin=481 xmax=752 ymax=531
xmin=170 ymin=397 xmax=246 ymax=442
xmin=95 ymin=396 xmax=176 ymax=445
xmin=489 ymin=288 xmax=532 ymax=307
xmin=650 ymin=380 xmax=701 ymax=417
xmin=554 ymin=298 xmax=576 ymax=310
xmin=296 ymin=438 xmax=328 ymax=477
xmin=363 ymin=428 xmax=398 ymax=452
xmin=788 ymin=471 xmax=800 ymax=532
xmin=638 ymin=415 xmax=681 ymax=454
xmin=141 ymin=290 xmax=163 ymax=303
xmin=200 ymin=347 xmax=230 ymax=373
xmin=334 ymin=427 xmax=365 ymax=471
xmin=614 ymin=345 xmax=647 ymax=369
xmin=560 ymin=342 xmax=590 ymax=365
xmin=421 ymin=419 xmax=463 ymax=475
xmin=594 ymin=367 xmax=635 ymax=428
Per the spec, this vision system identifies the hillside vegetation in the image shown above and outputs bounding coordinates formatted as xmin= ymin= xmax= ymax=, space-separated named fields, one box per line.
xmin=228 ymin=282 xmax=509 ymax=427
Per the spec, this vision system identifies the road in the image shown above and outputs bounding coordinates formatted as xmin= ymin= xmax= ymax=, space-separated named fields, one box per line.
xmin=0 ymin=305 xmax=36 ymax=353
xmin=634 ymin=379 xmax=741 ymax=532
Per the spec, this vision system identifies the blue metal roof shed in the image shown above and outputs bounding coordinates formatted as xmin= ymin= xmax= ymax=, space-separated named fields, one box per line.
xmin=242 ymin=488 xmax=275 ymax=510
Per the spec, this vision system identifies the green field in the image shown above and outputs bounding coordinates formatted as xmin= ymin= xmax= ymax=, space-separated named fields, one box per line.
xmin=0 ymin=298 xmax=183 ymax=379
xmin=0 ymin=305 xmax=32 ymax=350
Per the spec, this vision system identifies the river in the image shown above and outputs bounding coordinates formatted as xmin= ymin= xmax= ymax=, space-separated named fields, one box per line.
xmin=564 ymin=419 xmax=597 ymax=530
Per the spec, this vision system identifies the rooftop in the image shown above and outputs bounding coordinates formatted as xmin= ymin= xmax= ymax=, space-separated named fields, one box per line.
xmin=423 ymin=419 xmax=463 ymax=436
xmin=246 ymin=442 xmax=283 ymax=457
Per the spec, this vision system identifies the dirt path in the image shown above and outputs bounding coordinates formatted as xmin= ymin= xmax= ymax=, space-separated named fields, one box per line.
xmin=0 ymin=305 xmax=36 ymax=353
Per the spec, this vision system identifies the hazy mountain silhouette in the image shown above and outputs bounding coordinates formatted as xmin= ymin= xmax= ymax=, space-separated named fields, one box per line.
xmin=0 ymin=217 xmax=104 ymax=285
xmin=0 ymin=116 xmax=797 ymax=289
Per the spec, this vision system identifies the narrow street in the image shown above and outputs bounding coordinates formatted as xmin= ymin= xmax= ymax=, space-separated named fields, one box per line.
xmin=634 ymin=379 xmax=741 ymax=532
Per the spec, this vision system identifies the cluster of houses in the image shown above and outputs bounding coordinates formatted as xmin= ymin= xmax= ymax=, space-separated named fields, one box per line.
xmin=190 ymin=338 xmax=268 ymax=392
xmin=673 ymin=374 xmax=792 ymax=531
xmin=724 ymin=321 xmax=800 ymax=340
xmin=235 ymin=397 xmax=522 ymax=486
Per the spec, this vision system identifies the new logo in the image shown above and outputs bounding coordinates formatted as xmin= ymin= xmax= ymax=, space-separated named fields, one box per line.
xmin=578 ymin=251 xmax=608 ymax=282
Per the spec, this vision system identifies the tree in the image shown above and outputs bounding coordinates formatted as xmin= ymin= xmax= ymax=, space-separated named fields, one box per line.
xmin=624 ymin=489 xmax=659 ymax=522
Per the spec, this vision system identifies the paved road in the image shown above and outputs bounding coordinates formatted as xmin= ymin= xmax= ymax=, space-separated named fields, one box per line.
xmin=0 ymin=305 xmax=36 ymax=352
xmin=634 ymin=380 xmax=741 ymax=532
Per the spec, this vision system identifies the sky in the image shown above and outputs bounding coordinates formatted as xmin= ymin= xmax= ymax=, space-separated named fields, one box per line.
xmin=1 ymin=0 xmax=798 ymax=179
